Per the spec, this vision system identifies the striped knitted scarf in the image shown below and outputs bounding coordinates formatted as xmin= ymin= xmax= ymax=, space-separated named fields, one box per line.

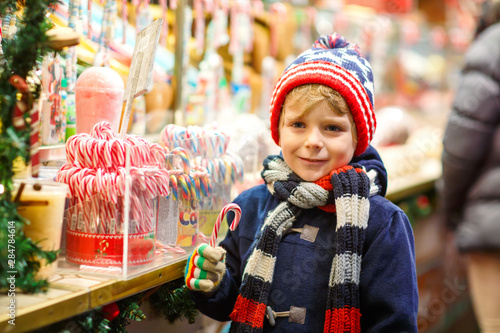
xmin=229 ymin=155 xmax=379 ymax=333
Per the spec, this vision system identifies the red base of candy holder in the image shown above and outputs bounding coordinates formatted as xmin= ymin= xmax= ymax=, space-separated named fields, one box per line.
xmin=66 ymin=229 xmax=156 ymax=266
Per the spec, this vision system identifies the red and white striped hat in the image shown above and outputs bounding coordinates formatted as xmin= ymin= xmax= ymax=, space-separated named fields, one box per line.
xmin=269 ymin=33 xmax=376 ymax=156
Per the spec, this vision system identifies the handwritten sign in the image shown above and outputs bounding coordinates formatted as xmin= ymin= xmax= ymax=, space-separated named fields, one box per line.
xmin=120 ymin=19 xmax=163 ymax=137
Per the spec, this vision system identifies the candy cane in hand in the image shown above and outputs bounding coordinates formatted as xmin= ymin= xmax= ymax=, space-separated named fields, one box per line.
xmin=210 ymin=203 xmax=242 ymax=247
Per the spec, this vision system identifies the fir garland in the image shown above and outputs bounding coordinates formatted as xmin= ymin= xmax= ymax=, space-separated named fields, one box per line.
xmin=149 ymin=278 xmax=198 ymax=324
xmin=0 ymin=0 xmax=60 ymax=293
xmin=39 ymin=278 xmax=198 ymax=332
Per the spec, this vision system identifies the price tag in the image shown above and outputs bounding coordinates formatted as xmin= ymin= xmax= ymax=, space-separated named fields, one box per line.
xmin=129 ymin=219 xmax=137 ymax=234
xmin=77 ymin=211 xmax=84 ymax=231
xmin=90 ymin=212 xmax=96 ymax=233
xmin=71 ymin=213 xmax=77 ymax=231
xmin=110 ymin=218 xmax=116 ymax=234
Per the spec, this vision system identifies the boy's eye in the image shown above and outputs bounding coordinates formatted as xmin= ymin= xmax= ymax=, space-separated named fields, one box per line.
xmin=291 ymin=122 xmax=305 ymax=128
xmin=326 ymin=125 xmax=340 ymax=132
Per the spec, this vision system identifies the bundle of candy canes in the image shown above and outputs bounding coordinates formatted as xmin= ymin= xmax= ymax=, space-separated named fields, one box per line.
xmin=56 ymin=122 xmax=170 ymax=234
xmin=166 ymin=147 xmax=212 ymax=202
xmin=160 ymin=125 xmax=244 ymax=207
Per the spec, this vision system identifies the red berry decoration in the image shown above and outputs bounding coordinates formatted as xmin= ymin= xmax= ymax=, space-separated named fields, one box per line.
xmin=417 ymin=195 xmax=429 ymax=208
xmin=102 ymin=302 xmax=120 ymax=321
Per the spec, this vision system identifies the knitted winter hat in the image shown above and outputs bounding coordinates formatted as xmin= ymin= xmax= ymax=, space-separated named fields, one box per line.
xmin=269 ymin=33 xmax=377 ymax=157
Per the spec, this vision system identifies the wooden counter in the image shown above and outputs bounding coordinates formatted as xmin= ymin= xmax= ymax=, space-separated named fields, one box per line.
xmin=0 ymin=257 xmax=187 ymax=332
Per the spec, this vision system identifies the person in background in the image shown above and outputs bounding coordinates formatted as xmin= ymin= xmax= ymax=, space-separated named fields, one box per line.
xmin=185 ymin=33 xmax=418 ymax=332
xmin=441 ymin=1 xmax=500 ymax=332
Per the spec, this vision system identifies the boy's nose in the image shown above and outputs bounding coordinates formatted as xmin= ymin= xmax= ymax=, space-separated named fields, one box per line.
xmin=305 ymin=129 xmax=324 ymax=149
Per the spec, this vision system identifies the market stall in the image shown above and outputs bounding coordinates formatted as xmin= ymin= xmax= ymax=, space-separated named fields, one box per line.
xmin=0 ymin=0 xmax=480 ymax=332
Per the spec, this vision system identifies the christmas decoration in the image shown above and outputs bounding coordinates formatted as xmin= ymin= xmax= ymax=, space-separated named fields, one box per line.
xmin=0 ymin=0 xmax=61 ymax=293
xmin=102 ymin=302 xmax=120 ymax=321
xmin=397 ymin=192 xmax=434 ymax=226
xmin=115 ymin=295 xmax=146 ymax=329
xmin=43 ymin=278 xmax=197 ymax=332
xmin=149 ymin=279 xmax=198 ymax=324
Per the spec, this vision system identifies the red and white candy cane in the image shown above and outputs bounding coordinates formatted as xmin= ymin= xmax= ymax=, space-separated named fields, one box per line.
xmin=30 ymin=99 xmax=40 ymax=177
xmin=210 ymin=203 xmax=242 ymax=247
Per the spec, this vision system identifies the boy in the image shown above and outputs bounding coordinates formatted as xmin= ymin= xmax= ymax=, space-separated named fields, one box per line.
xmin=185 ymin=34 xmax=418 ymax=332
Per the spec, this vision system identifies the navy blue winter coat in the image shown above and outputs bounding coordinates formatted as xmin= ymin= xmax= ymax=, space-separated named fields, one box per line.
xmin=191 ymin=146 xmax=418 ymax=332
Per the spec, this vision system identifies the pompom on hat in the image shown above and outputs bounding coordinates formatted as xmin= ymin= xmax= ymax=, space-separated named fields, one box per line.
xmin=269 ymin=33 xmax=377 ymax=157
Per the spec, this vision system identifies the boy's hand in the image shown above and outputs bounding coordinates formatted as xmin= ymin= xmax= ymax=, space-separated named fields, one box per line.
xmin=185 ymin=244 xmax=226 ymax=292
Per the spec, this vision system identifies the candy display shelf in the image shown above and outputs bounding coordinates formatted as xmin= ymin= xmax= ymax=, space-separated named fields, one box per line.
xmin=0 ymin=255 xmax=187 ymax=333
xmin=39 ymin=144 xmax=67 ymax=165
xmin=386 ymin=158 xmax=442 ymax=203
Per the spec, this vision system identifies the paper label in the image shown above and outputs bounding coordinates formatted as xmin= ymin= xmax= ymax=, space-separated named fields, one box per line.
xmin=71 ymin=213 xmax=77 ymax=231
xmin=77 ymin=211 xmax=84 ymax=231
xmin=129 ymin=220 xmax=137 ymax=234
xmin=90 ymin=212 xmax=96 ymax=233
xmin=177 ymin=200 xmax=198 ymax=247
xmin=110 ymin=218 xmax=116 ymax=234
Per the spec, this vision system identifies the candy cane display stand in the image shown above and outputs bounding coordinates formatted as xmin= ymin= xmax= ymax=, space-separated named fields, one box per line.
xmin=63 ymin=193 xmax=157 ymax=267
xmin=160 ymin=125 xmax=244 ymax=242
xmin=56 ymin=122 xmax=169 ymax=270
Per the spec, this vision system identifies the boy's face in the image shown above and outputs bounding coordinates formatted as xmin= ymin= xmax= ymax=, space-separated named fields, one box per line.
xmin=279 ymin=102 xmax=356 ymax=182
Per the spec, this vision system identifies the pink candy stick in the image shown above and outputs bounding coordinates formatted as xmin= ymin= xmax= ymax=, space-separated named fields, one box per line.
xmin=197 ymin=231 xmax=210 ymax=244
xmin=210 ymin=203 xmax=242 ymax=247
xmin=165 ymin=245 xmax=186 ymax=254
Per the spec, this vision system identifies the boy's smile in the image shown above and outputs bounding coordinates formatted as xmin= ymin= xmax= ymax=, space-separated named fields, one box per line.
xmin=279 ymin=102 xmax=357 ymax=182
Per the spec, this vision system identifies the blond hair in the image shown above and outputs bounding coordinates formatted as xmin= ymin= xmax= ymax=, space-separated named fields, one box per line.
xmin=280 ymin=84 xmax=358 ymax=142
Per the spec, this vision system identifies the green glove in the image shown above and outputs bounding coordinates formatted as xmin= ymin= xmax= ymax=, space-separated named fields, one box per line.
xmin=185 ymin=244 xmax=226 ymax=292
